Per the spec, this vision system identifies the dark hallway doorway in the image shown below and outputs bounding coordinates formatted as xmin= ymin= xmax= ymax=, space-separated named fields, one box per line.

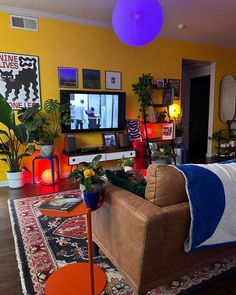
xmin=188 ymin=75 xmax=210 ymax=163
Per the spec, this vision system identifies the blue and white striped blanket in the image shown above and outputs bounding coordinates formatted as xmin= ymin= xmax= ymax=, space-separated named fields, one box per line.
xmin=175 ymin=161 xmax=236 ymax=252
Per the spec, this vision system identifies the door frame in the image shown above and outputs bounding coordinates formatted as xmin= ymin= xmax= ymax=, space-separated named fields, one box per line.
xmin=182 ymin=61 xmax=216 ymax=158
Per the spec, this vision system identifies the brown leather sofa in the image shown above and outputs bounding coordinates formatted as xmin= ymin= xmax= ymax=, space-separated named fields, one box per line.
xmin=92 ymin=164 xmax=236 ymax=294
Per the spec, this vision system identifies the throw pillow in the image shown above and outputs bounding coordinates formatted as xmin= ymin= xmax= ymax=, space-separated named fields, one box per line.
xmin=105 ymin=170 xmax=146 ymax=198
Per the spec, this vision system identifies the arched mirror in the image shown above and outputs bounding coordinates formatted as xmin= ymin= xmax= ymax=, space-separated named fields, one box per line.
xmin=219 ymin=74 xmax=236 ymax=123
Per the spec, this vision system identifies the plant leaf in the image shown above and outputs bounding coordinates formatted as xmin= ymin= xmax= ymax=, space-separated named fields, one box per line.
xmin=12 ymin=124 xmax=29 ymax=144
xmin=0 ymin=94 xmax=15 ymax=128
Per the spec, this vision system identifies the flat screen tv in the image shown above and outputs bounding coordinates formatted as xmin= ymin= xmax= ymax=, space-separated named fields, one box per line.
xmin=60 ymin=90 xmax=126 ymax=133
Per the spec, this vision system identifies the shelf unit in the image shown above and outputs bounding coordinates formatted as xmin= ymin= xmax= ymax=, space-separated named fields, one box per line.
xmin=215 ymin=129 xmax=236 ymax=160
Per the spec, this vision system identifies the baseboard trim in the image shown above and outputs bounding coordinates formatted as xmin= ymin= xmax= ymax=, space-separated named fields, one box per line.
xmin=0 ymin=181 xmax=8 ymax=187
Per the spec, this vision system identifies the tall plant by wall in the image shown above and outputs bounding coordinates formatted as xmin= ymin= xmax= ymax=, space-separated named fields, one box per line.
xmin=132 ymin=73 xmax=153 ymax=163
xmin=132 ymin=73 xmax=153 ymax=120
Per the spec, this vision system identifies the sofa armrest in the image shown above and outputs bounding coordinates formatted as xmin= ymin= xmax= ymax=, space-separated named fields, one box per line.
xmin=92 ymin=183 xmax=168 ymax=293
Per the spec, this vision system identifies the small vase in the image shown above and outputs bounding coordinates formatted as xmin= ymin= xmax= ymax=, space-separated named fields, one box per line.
xmin=83 ymin=191 xmax=100 ymax=210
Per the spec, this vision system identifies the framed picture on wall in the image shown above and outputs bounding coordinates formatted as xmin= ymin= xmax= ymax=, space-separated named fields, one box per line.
xmin=167 ymin=79 xmax=180 ymax=98
xmin=0 ymin=52 xmax=41 ymax=109
xmin=82 ymin=69 xmax=100 ymax=89
xmin=102 ymin=132 xmax=117 ymax=149
xmin=105 ymin=71 xmax=122 ymax=90
xmin=58 ymin=67 xmax=78 ymax=88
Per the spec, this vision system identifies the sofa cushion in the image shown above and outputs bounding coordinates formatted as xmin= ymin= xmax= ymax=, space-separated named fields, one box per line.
xmin=105 ymin=170 xmax=146 ymax=198
xmin=145 ymin=164 xmax=188 ymax=207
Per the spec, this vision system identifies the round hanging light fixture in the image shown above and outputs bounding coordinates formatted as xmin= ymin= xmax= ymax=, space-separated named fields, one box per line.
xmin=112 ymin=0 xmax=163 ymax=46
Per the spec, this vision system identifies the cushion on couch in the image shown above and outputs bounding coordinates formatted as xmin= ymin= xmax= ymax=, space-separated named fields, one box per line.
xmin=145 ymin=164 xmax=188 ymax=207
xmin=105 ymin=170 xmax=146 ymax=198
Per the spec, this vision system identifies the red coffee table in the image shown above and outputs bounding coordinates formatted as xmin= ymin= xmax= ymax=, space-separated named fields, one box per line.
xmin=40 ymin=198 xmax=106 ymax=295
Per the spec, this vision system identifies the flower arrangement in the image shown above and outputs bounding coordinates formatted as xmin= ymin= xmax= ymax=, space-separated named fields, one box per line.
xmin=68 ymin=155 xmax=104 ymax=192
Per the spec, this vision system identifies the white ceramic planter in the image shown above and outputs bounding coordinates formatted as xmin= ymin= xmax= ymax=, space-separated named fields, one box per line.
xmin=124 ymin=166 xmax=133 ymax=172
xmin=7 ymin=171 xmax=26 ymax=188
xmin=40 ymin=145 xmax=54 ymax=157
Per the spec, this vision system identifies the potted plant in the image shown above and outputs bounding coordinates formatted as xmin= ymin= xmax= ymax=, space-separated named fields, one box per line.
xmin=132 ymin=73 xmax=154 ymax=120
xmin=68 ymin=155 xmax=105 ymax=210
xmin=117 ymin=156 xmax=134 ymax=172
xmin=0 ymin=94 xmax=35 ymax=188
xmin=18 ymin=99 xmax=71 ymax=156
xmin=151 ymin=144 xmax=172 ymax=164
xmin=132 ymin=73 xmax=154 ymax=163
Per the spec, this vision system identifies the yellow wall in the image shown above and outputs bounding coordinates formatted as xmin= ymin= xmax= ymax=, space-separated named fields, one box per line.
xmin=1 ymin=11 xmax=236 ymax=181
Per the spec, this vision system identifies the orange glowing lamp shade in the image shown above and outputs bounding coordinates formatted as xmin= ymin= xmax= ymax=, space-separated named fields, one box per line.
xmin=41 ymin=169 xmax=58 ymax=185
xmin=169 ymin=103 xmax=181 ymax=118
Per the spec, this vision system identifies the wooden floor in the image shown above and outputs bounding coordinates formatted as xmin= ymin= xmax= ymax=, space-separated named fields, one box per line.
xmin=1 ymin=179 xmax=236 ymax=295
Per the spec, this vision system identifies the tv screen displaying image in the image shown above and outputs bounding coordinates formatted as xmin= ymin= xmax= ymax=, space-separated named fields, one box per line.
xmin=60 ymin=90 xmax=126 ymax=133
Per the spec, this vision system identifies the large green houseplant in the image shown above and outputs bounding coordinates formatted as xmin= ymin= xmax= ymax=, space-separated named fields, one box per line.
xmin=18 ymin=99 xmax=71 ymax=156
xmin=132 ymin=73 xmax=154 ymax=163
xmin=0 ymin=94 xmax=35 ymax=188
xmin=132 ymin=73 xmax=153 ymax=119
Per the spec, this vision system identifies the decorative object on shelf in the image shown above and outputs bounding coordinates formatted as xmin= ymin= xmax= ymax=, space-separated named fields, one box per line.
xmin=82 ymin=69 xmax=100 ymax=89
xmin=162 ymin=88 xmax=174 ymax=105
xmin=112 ymin=0 xmax=163 ymax=46
xmin=64 ymin=134 xmax=77 ymax=152
xmin=118 ymin=133 xmax=130 ymax=147
xmin=68 ymin=155 xmax=104 ymax=210
xmin=105 ymin=71 xmax=122 ymax=90
xmin=117 ymin=156 xmax=134 ymax=172
xmin=0 ymin=94 xmax=35 ymax=188
xmin=102 ymin=132 xmax=117 ymax=149
xmin=167 ymin=79 xmax=181 ymax=98
xmin=227 ymin=120 xmax=236 ymax=138
xmin=219 ymin=74 xmax=236 ymax=123
xmin=126 ymin=120 xmax=142 ymax=141
xmin=0 ymin=52 xmax=41 ymax=109
xmin=162 ymin=123 xmax=175 ymax=140
xmin=58 ymin=67 xmax=78 ymax=88
xmin=18 ymin=99 xmax=71 ymax=156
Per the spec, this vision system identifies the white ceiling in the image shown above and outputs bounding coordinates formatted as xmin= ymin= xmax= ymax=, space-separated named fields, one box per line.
xmin=1 ymin=0 xmax=236 ymax=49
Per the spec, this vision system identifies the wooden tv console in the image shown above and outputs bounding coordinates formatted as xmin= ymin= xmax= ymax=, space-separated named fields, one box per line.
xmin=63 ymin=148 xmax=136 ymax=166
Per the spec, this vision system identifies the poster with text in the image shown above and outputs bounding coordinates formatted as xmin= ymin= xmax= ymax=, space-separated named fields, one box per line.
xmin=0 ymin=52 xmax=41 ymax=109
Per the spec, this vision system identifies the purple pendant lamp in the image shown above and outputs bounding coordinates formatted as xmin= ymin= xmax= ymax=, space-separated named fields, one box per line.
xmin=112 ymin=0 xmax=163 ymax=46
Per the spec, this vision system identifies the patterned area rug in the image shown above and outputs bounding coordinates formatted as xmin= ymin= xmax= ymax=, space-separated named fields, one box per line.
xmin=8 ymin=190 xmax=236 ymax=295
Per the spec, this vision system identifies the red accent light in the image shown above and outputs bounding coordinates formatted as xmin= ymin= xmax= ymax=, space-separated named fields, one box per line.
xmin=140 ymin=123 xmax=162 ymax=139
xmin=41 ymin=169 xmax=58 ymax=186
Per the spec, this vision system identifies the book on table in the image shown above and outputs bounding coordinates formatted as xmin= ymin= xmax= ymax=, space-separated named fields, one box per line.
xmin=39 ymin=193 xmax=83 ymax=212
